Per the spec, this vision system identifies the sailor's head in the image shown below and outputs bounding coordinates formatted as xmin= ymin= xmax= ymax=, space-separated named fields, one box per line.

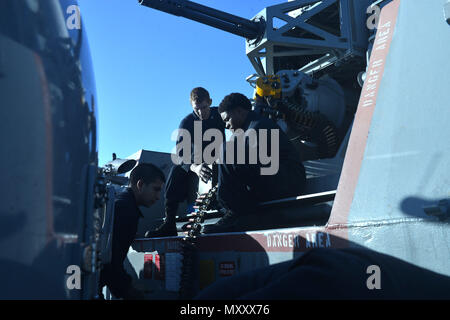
xmin=130 ymin=163 xmax=165 ymax=208
xmin=191 ymin=87 xmax=212 ymax=120
xmin=219 ymin=93 xmax=252 ymax=131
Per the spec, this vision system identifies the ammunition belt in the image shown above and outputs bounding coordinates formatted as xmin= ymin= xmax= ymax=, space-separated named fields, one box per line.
xmin=178 ymin=185 xmax=218 ymax=299
xmin=285 ymin=101 xmax=339 ymax=158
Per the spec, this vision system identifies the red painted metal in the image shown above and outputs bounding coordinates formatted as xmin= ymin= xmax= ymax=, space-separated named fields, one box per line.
xmin=144 ymin=254 xmax=153 ymax=279
xmin=328 ymin=0 xmax=401 ymax=230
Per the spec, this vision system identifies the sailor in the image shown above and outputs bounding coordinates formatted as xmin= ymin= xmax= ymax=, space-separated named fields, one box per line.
xmin=99 ymin=163 xmax=165 ymax=299
xmin=202 ymin=93 xmax=306 ymax=234
xmin=145 ymin=87 xmax=226 ymax=237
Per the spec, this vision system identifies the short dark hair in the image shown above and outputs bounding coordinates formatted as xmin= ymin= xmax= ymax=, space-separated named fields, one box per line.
xmin=190 ymin=87 xmax=210 ymax=103
xmin=129 ymin=163 xmax=165 ymax=187
xmin=218 ymin=93 xmax=252 ymax=113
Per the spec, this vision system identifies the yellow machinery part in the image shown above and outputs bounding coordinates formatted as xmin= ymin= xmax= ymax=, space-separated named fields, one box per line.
xmin=255 ymin=75 xmax=281 ymax=99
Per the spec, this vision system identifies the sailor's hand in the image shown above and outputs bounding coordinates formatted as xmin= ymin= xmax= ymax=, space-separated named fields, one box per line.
xmin=191 ymin=163 xmax=212 ymax=183
xmin=199 ymin=164 xmax=213 ymax=183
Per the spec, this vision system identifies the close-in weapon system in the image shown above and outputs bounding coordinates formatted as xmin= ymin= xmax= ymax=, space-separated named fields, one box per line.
xmin=2 ymin=0 xmax=449 ymax=300
xmin=139 ymin=0 xmax=376 ymax=162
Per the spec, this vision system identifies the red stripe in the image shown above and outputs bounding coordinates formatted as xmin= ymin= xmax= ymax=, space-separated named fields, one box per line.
xmin=137 ymin=228 xmax=348 ymax=253
xmin=327 ymin=0 xmax=401 ymax=229
xmin=195 ymin=228 xmax=348 ymax=252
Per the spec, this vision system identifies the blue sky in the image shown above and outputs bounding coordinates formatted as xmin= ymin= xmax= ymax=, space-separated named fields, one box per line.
xmin=77 ymin=0 xmax=282 ymax=166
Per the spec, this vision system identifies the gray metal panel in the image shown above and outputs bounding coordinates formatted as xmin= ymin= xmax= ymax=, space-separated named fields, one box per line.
xmin=0 ymin=0 xmax=98 ymax=299
xmin=0 ymin=34 xmax=50 ymax=267
xmin=350 ymin=0 xmax=450 ymax=223
xmin=347 ymin=0 xmax=450 ymax=274
xmin=348 ymin=221 xmax=450 ymax=276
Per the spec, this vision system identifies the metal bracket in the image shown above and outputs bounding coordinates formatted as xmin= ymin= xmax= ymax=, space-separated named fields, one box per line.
xmin=423 ymin=199 xmax=449 ymax=221
xmin=246 ymin=0 xmax=373 ymax=75
xmin=444 ymin=0 xmax=450 ymax=25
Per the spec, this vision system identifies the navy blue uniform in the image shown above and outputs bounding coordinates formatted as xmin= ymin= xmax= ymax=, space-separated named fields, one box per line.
xmin=100 ymin=188 xmax=142 ymax=298
xmin=217 ymin=111 xmax=306 ymax=216
xmin=165 ymin=107 xmax=225 ymax=205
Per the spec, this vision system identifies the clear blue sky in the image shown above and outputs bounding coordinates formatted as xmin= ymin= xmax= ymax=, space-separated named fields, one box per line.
xmin=77 ymin=0 xmax=282 ymax=166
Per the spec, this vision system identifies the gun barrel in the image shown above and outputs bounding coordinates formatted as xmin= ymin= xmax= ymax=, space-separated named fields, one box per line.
xmin=139 ymin=0 xmax=263 ymax=40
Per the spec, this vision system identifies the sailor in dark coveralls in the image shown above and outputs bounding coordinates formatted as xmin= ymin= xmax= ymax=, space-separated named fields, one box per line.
xmin=99 ymin=163 xmax=165 ymax=299
xmin=202 ymin=93 xmax=306 ymax=234
xmin=146 ymin=87 xmax=225 ymax=237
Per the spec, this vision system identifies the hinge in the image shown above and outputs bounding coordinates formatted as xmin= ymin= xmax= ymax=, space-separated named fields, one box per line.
xmin=445 ymin=0 xmax=450 ymax=25
xmin=423 ymin=199 xmax=449 ymax=221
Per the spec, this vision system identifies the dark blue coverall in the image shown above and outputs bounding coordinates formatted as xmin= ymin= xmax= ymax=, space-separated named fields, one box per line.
xmin=165 ymin=107 xmax=225 ymax=215
xmin=217 ymin=111 xmax=306 ymax=216
xmin=99 ymin=188 xmax=142 ymax=299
